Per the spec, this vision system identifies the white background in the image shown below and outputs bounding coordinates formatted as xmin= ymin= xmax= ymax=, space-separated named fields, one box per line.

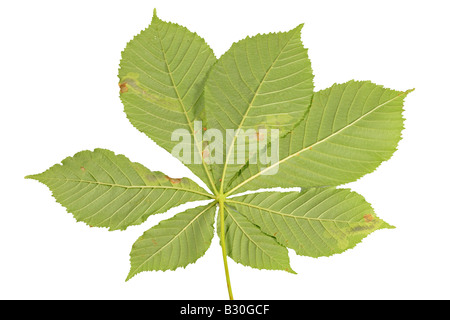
xmin=1 ymin=0 xmax=449 ymax=300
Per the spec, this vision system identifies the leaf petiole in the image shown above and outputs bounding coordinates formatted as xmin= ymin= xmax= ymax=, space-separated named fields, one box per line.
xmin=218 ymin=195 xmax=233 ymax=300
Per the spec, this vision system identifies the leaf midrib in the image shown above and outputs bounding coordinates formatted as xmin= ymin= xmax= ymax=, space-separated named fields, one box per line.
xmin=227 ymin=199 xmax=358 ymax=224
xmin=38 ymin=177 xmax=214 ymax=198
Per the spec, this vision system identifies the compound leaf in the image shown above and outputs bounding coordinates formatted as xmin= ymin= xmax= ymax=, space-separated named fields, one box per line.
xmin=26 ymin=12 xmax=412 ymax=299
xmin=26 ymin=148 xmax=211 ymax=231
xmin=227 ymin=188 xmax=394 ymax=258
xmin=127 ymin=202 xmax=216 ymax=280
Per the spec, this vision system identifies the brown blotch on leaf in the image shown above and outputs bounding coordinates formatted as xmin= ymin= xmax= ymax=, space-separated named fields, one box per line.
xmin=151 ymin=239 xmax=158 ymax=246
xmin=364 ymin=214 xmax=374 ymax=222
xmin=80 ymin=166 xmax=86 ymax=172
xmin=309 ymin=146 xmax=313 ymax=150
xmin=165 ymin=175 xmax=182 ymax=184
xmin=119 ymin=82 xmax=128 ymax=93
xmin=255 ymin=131 xmax=265 ymax=141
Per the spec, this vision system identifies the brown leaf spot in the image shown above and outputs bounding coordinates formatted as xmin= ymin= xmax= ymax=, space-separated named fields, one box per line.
xmin=165 ymin=175 xmax=182 ymax=184
xmin=364 ymin=214 xmax=374 ymax=222
xmin=255 ymin=131 xmax=265 ymax=141
xmin=80 ymin=166 xmax=86 ymax=172
xmin=273 ymin=232 xmax=278 ymax=237
xmin=309 ymin=146 xmax=312 ymax=150
xmin=119 ymin=82 xmax=128 ymax=93
xmin=203 ymin=127 xmax=207 ymax=131
xmin=151 ymin=239 xmax=158 ymax=246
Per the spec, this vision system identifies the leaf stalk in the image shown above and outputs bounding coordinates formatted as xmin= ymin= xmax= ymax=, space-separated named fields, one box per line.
xmin=218 ymin=196 xmax=234 ymax=300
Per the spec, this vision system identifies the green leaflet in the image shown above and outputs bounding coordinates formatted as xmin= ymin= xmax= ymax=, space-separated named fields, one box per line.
xmin=127 ymin=202 xmax=216 ymax=280
xmin=228 ymin=188 xmax=394 ymax=258
xmin=204 ymin=24 xmax=314 ymax=192
xmin=225 ymin=81 xmax=413 ymax=194
xmin=119 ymin=10 xmax=217 ymax=192
xmin=26 ymin=149 xmax=212 ymax=231
xmin=27 ymin=11 xmax=412 ymax=299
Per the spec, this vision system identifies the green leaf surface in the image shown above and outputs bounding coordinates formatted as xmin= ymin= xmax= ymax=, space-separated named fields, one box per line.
xmin=226 ymin=81 xmax=413 ymax=194
xmin=127 ymin=202 xmax=216 ymax=280
xmin=204 ymin=25 xmax=314 ymax=192
xmin=26 ymin=148 xmax=212 ymax=231
xmin=119 ymin=11 xmax=217 ymax=191
xmin=220 ymin=205 xmax=295 ymax=273
xmin=228 ymin=188 xmax=394 ymax=258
